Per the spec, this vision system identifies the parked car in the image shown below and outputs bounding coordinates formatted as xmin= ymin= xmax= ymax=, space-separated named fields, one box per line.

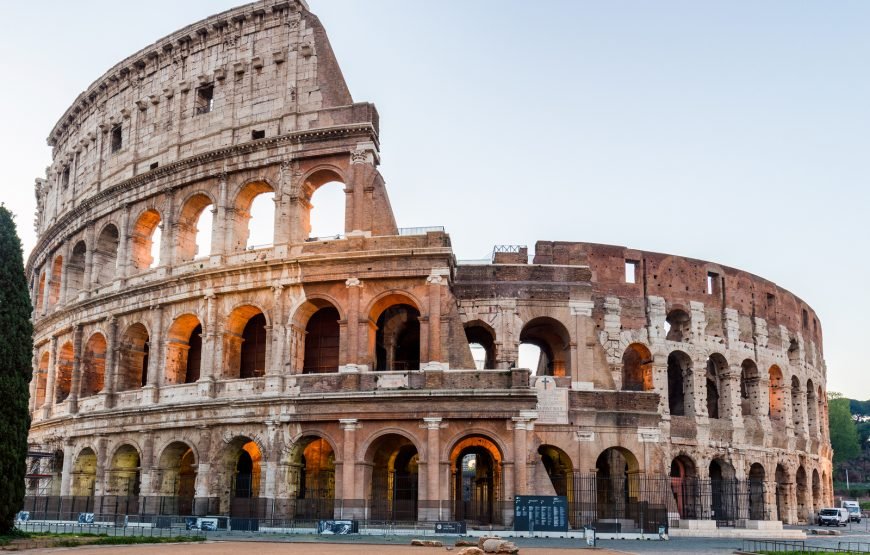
xmin=842 ymin=500 xmax=862 ymax=523
xmin=818 ymin=508 xmax=850 ymax=526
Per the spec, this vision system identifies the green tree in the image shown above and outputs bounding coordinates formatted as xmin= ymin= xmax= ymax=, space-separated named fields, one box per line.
xmin=0 ymin=206 xmax=33 ymax=533
xmin=830 ymin=396 xmax=861 ymax=464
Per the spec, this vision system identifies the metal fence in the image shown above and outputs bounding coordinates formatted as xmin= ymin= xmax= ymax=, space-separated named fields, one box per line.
xmin=742 ymin=539 xmax=870 ymax=553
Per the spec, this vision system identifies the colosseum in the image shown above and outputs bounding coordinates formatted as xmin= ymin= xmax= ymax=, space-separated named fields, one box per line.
xmin=23 ymin=0 xmax=832 ymax=533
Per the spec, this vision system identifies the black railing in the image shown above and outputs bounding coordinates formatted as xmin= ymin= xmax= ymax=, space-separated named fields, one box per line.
xmin=742 ymin=539 xmax=870 ymax=553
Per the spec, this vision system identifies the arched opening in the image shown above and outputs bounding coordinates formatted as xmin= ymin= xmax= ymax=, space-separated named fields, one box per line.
xmin=35 ymin=353 xmax=49 ymax=409
xmin=775 ymin=464 xmax=791 ymax=522
xmin=787 ymin=338 xmax=800 ymax=366
xmin=665 ymin=309 xmax=691 ymax=342
xmin=366 ymin=434 xmax=419 ymax=521
xmin=131 ymin=209 xmax=162 ymax=270
xmin=740 ymin=359 xmax=761 ymax=417
xmin=595 ymin=447 xmax=640 ymax=523
xmin=288 ymin=436 xmax=335 ymax=519
xmin=538 ymin=445 xmax=575 ymax=526
xmin=670 ymin=455 xmax=700 ymax=519
xmin=118 ymin=323 xmax=150 ymax=391
xmin=221 ymin=438 xmax=263 ymax=517
xmin=817 ymin=387 xmax=826 ymax=438
xmin=48 ymin=255 xmax=63 ymax=307
xmin=106 ymin=445 xmax=141 ymax=503
xmin=224 ymin=306 xmax=267 ymax=379
xmin=93 ymin=224 xmax=119 ymax=286
xmin=622 ymin=343 xmax=653 ymax=391
xmin=769 ymin=366 xmax=784 ymax=421
xmin=465 ymin=321 xmax=496 ymax=370
xmin=176 ymin=193 xmax=215 ymax=262
xmin=165 ymin=315 xmax=203 ymax=385
xmin=307 ymin=180 xmax=346 ymax=239
xmin=36 ymin=271 xmax=46 ymax=312
xmin=80 ymin=333 xmax=107 ymax=398
xmin=811 ymin=469 xmax=821 ymax=512
xmin=157 ymin=442 xmax=196 ymax=515
xmin=796 ymin=466 xmax=808 ymax=523
xmin=55 ymin=341 xmax=74 ymax=403
xmin=667 ymin=351 xmax=691 ymax=416
xmin=791 ymin=376 xmax=804 ymax=432
xmin=519 ymin=317 xmax=571 ymax=377
xmin=450 ymin=435 xmax=502 ymax=525
xmin=375 ymin=304 xmax=420 ymax=371
xmin=748 ymin=463 xmax=766 ymax=521
xmin=66 ymin=241 xmax=87 ymax=297
xmin=709 ymin=459 xmax=738 ymax=522
xmin=232 ymin=182 xmax=275 ymax=251
xmin=71 ymin=448 xmax=97 ymax=497
xmin=303 ymin=307 xmax=340 ymax=374
xmin=706 ymin=354 xmax=728 ymax=419
xmin=807 ymin=379 xmax=819 ymax=436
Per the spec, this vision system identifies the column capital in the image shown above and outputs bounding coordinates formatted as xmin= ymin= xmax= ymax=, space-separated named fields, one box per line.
xmin=426 ymin=274 xmax=444 ymax=285
xmin=345 ymin=277 xmax=363 ymax=288
xmin=422 ymin=417 xmax=443 ymax=429
xmin=339 ymin=418 xmax=360 ymax=431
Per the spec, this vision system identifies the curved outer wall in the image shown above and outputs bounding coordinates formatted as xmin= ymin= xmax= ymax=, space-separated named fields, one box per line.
xmin=25 ymin=0 xmax=832 ymax=529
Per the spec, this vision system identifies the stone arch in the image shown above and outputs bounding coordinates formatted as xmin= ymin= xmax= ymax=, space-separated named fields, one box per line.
xmin=286 ymin=434 xmax=336 ymax=519
xmin=665 ymin=308 xmax=691 ymax=342
xmin=34 ymin=352 xmax=50 ymax=409
xmin=768 ymin=365 xmax=785 ymax=421
xmin=795 ymin=465 xmax=808 ymax=522
xmin=156 ymin=441 xmax=197 ymax=515
xmin=596 ymin=447 xmax=641 ymax=522
xmin=35 ymin=270 xmax=46 ymax=313
xmin=740 ymin=359 xmax=762 ymax=417
xmin=775 ymin=463 xmax=793 ymax=523
xmin=165 ymin=314 xmax=203 ymax=385
xmin=295 ymin=299 xmax=341 ymax=374
xmin=811 ymin=468 xmax=821 ymax=511
xmin=47 ymin=254 xmax=63 ymax=307
xmin=709 ymin=458 xmax=738 ymax=521
xmin=55 ymin=341 xmax=74 ymax=403
xmin=670 ymin=453 xmax=701 ymax=519
xmin=66 ymin=241 xmax=87 ymax=298
xmin=175 ymin=192 xmax=216 ymax=262
xmin=303 ymin=167 xmax=348 ymax=239
xmin=219 ymin=436 xmax=264 ymax=516
xmin=465 ymin=320 xmax=496 ymax=370
xmin=130 ymin=208 xmax=162 ymax=271
xmin=93 ymin=223 xmax=119 ymax=286
xmin=537 ymin=444 xmax=576 ymax=524
xmin=231 ymin=180 xmax=275 ymax=251
xmin=80 ymin=332 xmax=107 ymax=398
xmin=225 ymin=304 xmax=268 ymax=379
xmin=71 ymin=447 xmax=97 ymax=496
xmin=368 ymin=294 xmax=422 ymax=371
xmin=449 ymin=434 xmax=504 ymax=525
xmin=706 ymin=353 xmax=729 ymax=419
xmin=748 ymin=462 xmax=767 ymax=520
xmin=118 ymin=323 xmax=150 ymax=391
xmin=667 ymin=350 xmax=692 ymax=416
xmin=622 ymin=342 xmax=653 ymax=391
xmin=106 ymin=443 xmax=142 ymax=498
xmin=364 ymin=432 xmax=420 ymax=521
xmin=519 ymin=316 xmax=572 ymax=377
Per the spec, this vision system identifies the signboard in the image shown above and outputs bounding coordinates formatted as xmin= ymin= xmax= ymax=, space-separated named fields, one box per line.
xmin=77 ymin=513 xmax=95 ymax=525
xmin=318 ymin=520 xmax=358 ymax=534
xmin=185 ymin=517 xmax=222 ymax=531
xmin=434 ymin=521 xmax=467 ymax=534
xmin=514 ymin=495 xmax=568 ymax=532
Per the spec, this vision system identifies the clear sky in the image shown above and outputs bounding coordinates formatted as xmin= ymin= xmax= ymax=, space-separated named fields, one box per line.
xmin=1 ymin=1 xmax=867 ymax=396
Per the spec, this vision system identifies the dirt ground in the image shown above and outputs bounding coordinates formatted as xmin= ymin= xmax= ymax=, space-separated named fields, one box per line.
xmin=27 ymin=540 xmax=633 ymax=554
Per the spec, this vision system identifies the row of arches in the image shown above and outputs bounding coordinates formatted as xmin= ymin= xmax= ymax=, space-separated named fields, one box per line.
xmin=34 ymin=177 xmax=347 ymax=314
xmin=464 ymin=317 xmax=571 ymax=375
xmin=34 ymin=298 xmax=427 ymax=407
xmin=621 ymin=343 xmax=828 ymax=436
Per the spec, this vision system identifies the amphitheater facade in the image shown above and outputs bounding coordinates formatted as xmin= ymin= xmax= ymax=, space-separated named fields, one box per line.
xmin=24 ymin=0 xmax=832 ymax=531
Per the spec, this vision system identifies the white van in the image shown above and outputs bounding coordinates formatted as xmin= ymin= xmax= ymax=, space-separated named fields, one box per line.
xmin=818 ymin=507 xmax=849 ymax=526
xmin=842 ymin=500 xmax=862 ymax=523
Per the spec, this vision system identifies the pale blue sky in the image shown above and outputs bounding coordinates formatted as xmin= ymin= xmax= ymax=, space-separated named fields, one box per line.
xmin=1 ymin=1 xmax=867 ymax=396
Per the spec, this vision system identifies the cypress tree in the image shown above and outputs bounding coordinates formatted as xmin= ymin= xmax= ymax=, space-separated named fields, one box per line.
xmin=0 ymin=206 xmax=33 ymax=534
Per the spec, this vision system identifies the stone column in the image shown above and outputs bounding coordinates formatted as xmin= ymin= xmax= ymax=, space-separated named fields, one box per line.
xmin=57 ymin=248 xmax=68 ymax=306
xmin=142 ymin=305 xmax=163 ymax=405
xmin=198 ymin=293 xmax=218 ymax=397
xmin=426 ymin=274 xmax=443 ymax=364
xmin=193 ymin=426 xmax=213 ymax=516
xmin=652 ymin=355 xmax=670 ymax=417
xmin=343 ymin=278 xmax=362 ymax=368
xmin=288 ymin=324 xmax=306 ymax=374
xmin=159 ymin=189 xmax=175 ymax=268
xmin=93 ymin=436 xmax=108 ymax=498
xmin=212 ymin=173 xmax=229 ymax=256
xmin=262 ymin=420 xmax=278 ymax=510
xmin=339 ymin=419 xmax=361 ymax=518
xmin=266 ymin=285 xmax=285 ymax=393
xmin=138 ymin=431 xmax=155 ymax=510
xmin=102 ymin=316 xmax=117 ymax=408
xmin=68 ymin=324 xmax=83 ymax=414
xmin=60 ymin=440 xmax=75 ymax=496
xmin=29 ymin=352 xmax=38 ymax=413
xmin=41 ymin=258 xmax=53 ymax=316
xmin=43 ymin=336 xmax=58 ymax=417
xmin=116 ymin=204 xmax=131 ymax=281
xmin=422 ymin=417 xmax=443 ymax=521
xmin=512 ymin=414 xmax=533 ymax=496
xmin=723 ymin=367 xmax=744 ymax=425
xmin=82 ymin=224 xmax=95 ymax=294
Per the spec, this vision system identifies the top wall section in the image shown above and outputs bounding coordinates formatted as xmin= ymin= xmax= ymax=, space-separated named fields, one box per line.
xmin=36 ymin=0 xmax=366 ymax=235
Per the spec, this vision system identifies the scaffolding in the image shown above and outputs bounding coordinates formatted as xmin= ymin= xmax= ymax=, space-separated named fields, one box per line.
xmin=26 ymin=446 xmax=61 ymax=496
